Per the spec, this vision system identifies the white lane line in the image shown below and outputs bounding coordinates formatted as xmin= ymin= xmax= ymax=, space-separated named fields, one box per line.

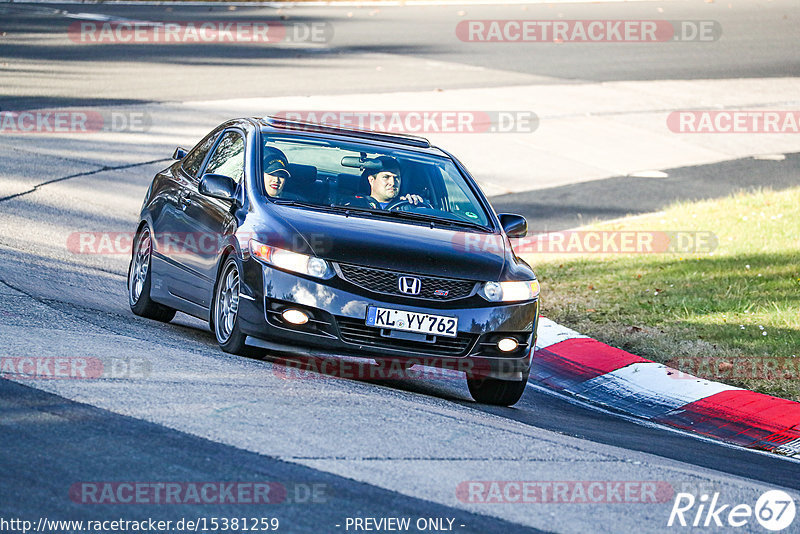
xmin=627 ymin=170 xmax=669 ymax=178
xmin=62 ymin=13 xmax=162 ymax=25
xmin=62 ymin=13 xmax=118 ymax=20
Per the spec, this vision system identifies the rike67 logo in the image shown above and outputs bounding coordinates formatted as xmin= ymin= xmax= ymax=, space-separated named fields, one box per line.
xmin=668 ymin=490 xmax=796 ymax=531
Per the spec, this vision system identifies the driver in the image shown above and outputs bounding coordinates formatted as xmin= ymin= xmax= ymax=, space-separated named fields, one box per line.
xmin=348 ymin=156 xmax=424 ymax=209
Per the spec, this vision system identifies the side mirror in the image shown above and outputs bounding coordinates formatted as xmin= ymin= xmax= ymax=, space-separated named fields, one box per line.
xmin=172 ymin=146 xmax=188 ymax=160
xmin=199 ymin=173 xmax=237 ymax=202
xmin=499 ymin=213 xmax=528 ymax=238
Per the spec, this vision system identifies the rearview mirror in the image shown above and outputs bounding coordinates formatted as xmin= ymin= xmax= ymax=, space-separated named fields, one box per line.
xmin=172 ymin=146 xmax=188 ymax=160
xmin=498 ymin=213 xmax=528 ymax=238
xmin=199 ymin=173 xmax=237 ymax=202
xmin=341 ymin=155 xmax=382 ymax=170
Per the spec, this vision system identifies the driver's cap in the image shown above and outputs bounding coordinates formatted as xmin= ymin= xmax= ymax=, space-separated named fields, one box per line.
xmin=373 ymin=156 xmax=400 ymax=176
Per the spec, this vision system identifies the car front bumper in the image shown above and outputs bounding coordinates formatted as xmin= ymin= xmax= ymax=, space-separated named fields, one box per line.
xmin=236 ymin=259 xmax=539 ymax=381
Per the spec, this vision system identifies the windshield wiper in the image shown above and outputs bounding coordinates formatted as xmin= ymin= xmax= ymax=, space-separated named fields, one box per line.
xmin=368 ymin=209 xmax=492 ymax=232
xmin=270 ymin=199 xmax=351 ymax=214
xmin=272 ymin=199 xmax=326 ymax=208
xmin=273 ymin=200 xmax=384 ymax=218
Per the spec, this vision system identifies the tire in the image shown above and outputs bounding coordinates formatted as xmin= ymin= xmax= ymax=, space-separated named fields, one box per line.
xmin=128 ymin=226 xmax=176 ymax=323
xmin=212 ymin=256 xmax=258 ymax=356
xmin=467 ymin=368 xmax=530 ymax=406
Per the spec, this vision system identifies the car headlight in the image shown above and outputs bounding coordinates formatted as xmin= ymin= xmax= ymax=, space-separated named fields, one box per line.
xmin=480 ymin=280 xmax=540 ymax=302
xmin=249 ymin=240 xmax=332 ymax=279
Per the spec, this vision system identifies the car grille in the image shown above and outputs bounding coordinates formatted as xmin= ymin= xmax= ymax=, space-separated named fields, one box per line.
xmin=337 ymin=317 xmax=476 ymax=357
xmin=337 ymin=263 xmax=476 ymax=300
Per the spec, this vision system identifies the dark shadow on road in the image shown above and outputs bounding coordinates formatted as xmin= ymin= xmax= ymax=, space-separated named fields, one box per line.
xmin=0 ymin=379 xmax=544 ymax=534
xmin=457 ymin=384 xmax=800 ymax=491
xmin=490 ymin=153 xmax=800 ymax=231
xmin=0 ymin=96 xmax=156 ymax=111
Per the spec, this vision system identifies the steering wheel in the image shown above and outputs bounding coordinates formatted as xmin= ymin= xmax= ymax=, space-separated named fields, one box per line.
xmin=385 ymin=196 xmax=434 ymax=211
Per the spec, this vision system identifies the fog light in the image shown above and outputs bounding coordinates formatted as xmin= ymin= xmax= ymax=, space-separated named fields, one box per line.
xmin=497 ymin=337 xmax=519 ymax=352
xmin=282 ymin=309 xmax=309 ymax=325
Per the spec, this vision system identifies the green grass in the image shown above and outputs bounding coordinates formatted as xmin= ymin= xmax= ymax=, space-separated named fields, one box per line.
xmin=522 ymin=187 xmax=800 ymax=401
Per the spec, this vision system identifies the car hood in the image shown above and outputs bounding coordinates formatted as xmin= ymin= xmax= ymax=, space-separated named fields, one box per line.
xmin=273 ymin=206 xmax=507 ymax=280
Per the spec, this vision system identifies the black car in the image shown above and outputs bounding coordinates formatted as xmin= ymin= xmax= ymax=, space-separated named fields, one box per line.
xmin=128 ymin=117 xmax=539 ymax=406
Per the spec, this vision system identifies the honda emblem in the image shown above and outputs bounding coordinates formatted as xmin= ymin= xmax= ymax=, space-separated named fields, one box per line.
xmin=398 ymin=276 xmax=422 ymax=295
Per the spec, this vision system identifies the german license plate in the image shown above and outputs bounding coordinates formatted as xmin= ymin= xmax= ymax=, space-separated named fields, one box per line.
xmin=365 ymin=306 xmax=458 ymax=338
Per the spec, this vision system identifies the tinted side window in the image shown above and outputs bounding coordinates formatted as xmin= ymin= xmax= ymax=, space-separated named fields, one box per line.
xmin=205 ymin=131 xmax=246 ymax=184
xmin=438 ymin=168 xmax=489 ymax=226
xmin=182 ymin=132 xmax=220 ymax=178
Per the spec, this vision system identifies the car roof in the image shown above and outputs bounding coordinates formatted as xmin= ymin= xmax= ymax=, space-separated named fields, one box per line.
xmin=255 ymin=116 xmax=450 ymax=157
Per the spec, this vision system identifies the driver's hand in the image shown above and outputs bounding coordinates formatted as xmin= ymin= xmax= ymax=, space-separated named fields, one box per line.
xmin=400 ymin=194 xmax=424 ymax=205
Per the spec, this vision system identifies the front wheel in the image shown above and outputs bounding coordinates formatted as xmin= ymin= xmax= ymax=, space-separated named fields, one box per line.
xmin=467 ymin=368 xmax=530 ymax=406
xmin=213 ymin=256 xmax=256 ymax=356
xmin=128 ymin=226 xmax=176 ymax=323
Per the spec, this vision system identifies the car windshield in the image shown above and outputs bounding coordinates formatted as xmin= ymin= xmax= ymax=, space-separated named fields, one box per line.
xmin=259 ymin=134 xmax=492 ymax=229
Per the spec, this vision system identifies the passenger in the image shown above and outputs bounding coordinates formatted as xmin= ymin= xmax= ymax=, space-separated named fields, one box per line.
xmin=263 ymin=147 xmax=292 ymax=198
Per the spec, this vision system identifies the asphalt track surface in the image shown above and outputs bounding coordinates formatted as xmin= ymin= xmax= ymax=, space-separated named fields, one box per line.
xmin=2 ymin=1 xmax=800 ymax=533
xmin=2 ymin=0 xmax=799 ymax=108
xmin=493 ymin=152 xmax=800 ymax=231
